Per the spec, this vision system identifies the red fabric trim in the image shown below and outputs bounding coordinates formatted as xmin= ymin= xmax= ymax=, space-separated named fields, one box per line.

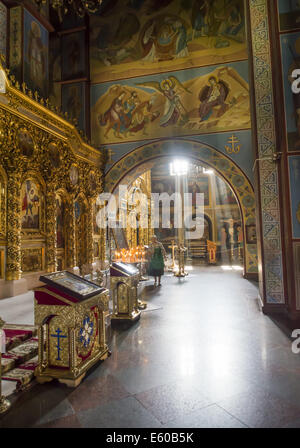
xmin=47 ymin=286 xmax=78 ymax=304
xmin=35 ymin=289 xmax=70 ymax=306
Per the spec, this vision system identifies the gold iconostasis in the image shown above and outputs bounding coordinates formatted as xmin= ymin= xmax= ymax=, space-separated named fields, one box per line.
xmin=0 ymin=65 xmax=107 ymax=299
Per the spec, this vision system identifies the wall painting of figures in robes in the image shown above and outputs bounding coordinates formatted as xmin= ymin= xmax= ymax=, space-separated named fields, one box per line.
xmin=280 ymin=32 xmax=300 ymax=151
xmin=23 ymin=9 xmax=49 ymax=98
xmin=90 ymin=0 xmax=247 ymax=83
xmin=278 ymin=0 xmax=300 ymax=32
xmin=91 ymin=61 xmax=250 ymax=145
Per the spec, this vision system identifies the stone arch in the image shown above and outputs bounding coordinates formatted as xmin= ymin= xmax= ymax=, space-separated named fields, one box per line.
xmin=105 ymin=139 xmax=258 ymax=277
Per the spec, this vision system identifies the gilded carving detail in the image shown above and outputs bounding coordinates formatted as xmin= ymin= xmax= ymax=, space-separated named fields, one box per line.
xmin=0 ymin=61 xmax=106 ymax=277
xmin=46 ymin=183 xmax=57 ymax=272
xmin=6 ymin=171 xmax=22 ymax=280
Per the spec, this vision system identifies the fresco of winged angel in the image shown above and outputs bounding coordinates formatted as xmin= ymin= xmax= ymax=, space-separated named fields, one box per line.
xmin=136 ymin=76 xmax=191 ymax=127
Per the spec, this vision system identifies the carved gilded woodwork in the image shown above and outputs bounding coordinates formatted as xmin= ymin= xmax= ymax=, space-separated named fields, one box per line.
xmin=86 ymin=202 xmax=94 ymax=265
xmin=6 ymin=171 xmax=22 ymax=280
xmin=45 ymin=182 xmax=57 ymax=272
xmin=21 ymin=248 xmax=44 ymax=273
xmin=0 ymin=166 xmax=6 ymax=239
xmin=110 ymin=274 xmax=140 ymax=323
xmin=0 ymin=61 xmax=106 ymax=278
xmin=66 ymin=198 xmax=77 ymax=269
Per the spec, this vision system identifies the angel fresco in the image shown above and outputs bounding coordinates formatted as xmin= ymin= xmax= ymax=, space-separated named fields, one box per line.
xmin=136 ymin=76 xmax=191 ymax=127
xmin=199 ymin=76 xmax=229 ymax=122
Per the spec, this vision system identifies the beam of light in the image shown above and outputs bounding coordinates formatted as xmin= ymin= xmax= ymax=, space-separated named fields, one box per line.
xmin=170 ymin=159 xmax=189 ymax=176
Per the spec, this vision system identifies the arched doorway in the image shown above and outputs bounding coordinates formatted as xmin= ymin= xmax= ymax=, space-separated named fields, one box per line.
xmin=105 ymin=139 xmax=258 ymax=278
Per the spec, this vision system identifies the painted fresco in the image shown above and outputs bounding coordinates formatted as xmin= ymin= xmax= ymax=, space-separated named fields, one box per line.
xmin=188 ymin=177 xmax=209 ymax=206
xmin=23 ymin=9 xmax=49 ymax=97
xmin=61 ymin=31 xmax=86 ymax=80
xmin=289 ymin=155 xmax=300 ymax=238
xmin=49 ymin=35 xmax=62 ymax=108
xmin=9 ymin=7 xmax=22 ymax=81
xmin=215 ymin=175 xmax=237 ymax=205
xmin=21 ymin=180 xmax=41 ymax=230
xmin=280 ymin=32 xmax=300 ymax=151
xmin=0 ymin=2 xmax=7 ymax=64
xmin=91 ymin=61 xmax=250 ymax=145
xmin=278 ymin=0 xmax=300 ymax=32
xmin=62 ymin=82 xmax=86 ymax=131
xmin=90 ymin=0 xmax=247 ymax=83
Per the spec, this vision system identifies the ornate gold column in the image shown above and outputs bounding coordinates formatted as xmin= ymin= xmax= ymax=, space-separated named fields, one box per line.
xmin=45 ymin=183 xmax=57 ymax=273
xmin=66 ymin=197 xmax=77 ymax=269
xmin=86 ymin=202 xmax=94 ymax=265
xmin=6 ymin=171 xmax=22 ymax=280
xmin=100 ymin=228 xmax=106 ymax=263
xmin=0 ymin=317 xmax=10 ymax=414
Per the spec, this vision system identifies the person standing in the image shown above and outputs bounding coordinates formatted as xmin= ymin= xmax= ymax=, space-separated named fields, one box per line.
xmin=148 ymin=235 xmax=167 ymax=287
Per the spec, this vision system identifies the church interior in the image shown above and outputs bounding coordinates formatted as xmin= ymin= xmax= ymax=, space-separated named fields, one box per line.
xmin=0 ymin=0 xmax=300 ymax=430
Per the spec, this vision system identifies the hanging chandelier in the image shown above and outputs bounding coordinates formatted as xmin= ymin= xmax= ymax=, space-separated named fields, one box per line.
xmin=35 ymin=0 xmax=103 ymax=19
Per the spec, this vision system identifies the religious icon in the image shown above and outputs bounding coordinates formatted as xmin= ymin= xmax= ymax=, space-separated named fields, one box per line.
xmin=56 ymin=195 xmax=65 ymax=249
xmin=23 ymin=10 xmax=48 ymax=96
xmin=48 ymin=142 xmax=60 ymax=168
xmin=142 ymin=16 xmax=189 ymax=62
xmin=21 ymin=180 xmax=41 ymax=230
xmin=17 ymin=129 xmax=34 ymax=157
xmin=278 ymin=0 xmax=300 ymax=32
xmin=0 ymin=2 xmax=7 ymax=64
xmin=246 ymin=225 xmax=257 ymax=244
xmin=69 ymin=165 xmax=79 ymax=185
xmin=94 ymin=241 xmax=100 ymax=258
xmin=89 ymin=172 xmax=97 ymax=192
xmin=199 ymin=76 xmax=229 ymax=122
xmin=215 ymin=176 xmax=236 ymax=205
xmin=62 ymin=31 xmax=86 ymax=80
xmin=62 ymin=82 xmax=86 ymax=131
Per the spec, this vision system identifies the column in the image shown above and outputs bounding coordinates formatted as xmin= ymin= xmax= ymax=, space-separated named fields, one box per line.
xmin=66 ymin=197 xmax=77 ymax=269
xmin=86 ymin=202 xmax=94 ymax=265
xmin=45 ymin=183 xmax=57 ymax=273
xmin=249 ymin=0 xmax=286 ymax=305
xmin=6 ymin=171 xmax=22 ymax=281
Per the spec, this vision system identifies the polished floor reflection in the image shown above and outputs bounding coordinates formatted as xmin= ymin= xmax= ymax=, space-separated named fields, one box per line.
xmin=1 ymin=266 xmax=300 ymax=428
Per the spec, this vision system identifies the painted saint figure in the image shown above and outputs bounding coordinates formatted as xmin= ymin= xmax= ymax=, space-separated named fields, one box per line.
xmin=192 ymin=0 xmax=210 ymax=39
xmin=199 ymin=76 xmax=229 ymax=122
xmin=99 ymin=91 xmax=128 ymax=138
xmin=27 ymin=21 xmax=46 ymax=93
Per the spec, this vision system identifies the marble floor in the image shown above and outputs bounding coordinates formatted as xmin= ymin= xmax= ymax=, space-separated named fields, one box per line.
xmin=1 ymin=266 xmax=300 ymax=428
